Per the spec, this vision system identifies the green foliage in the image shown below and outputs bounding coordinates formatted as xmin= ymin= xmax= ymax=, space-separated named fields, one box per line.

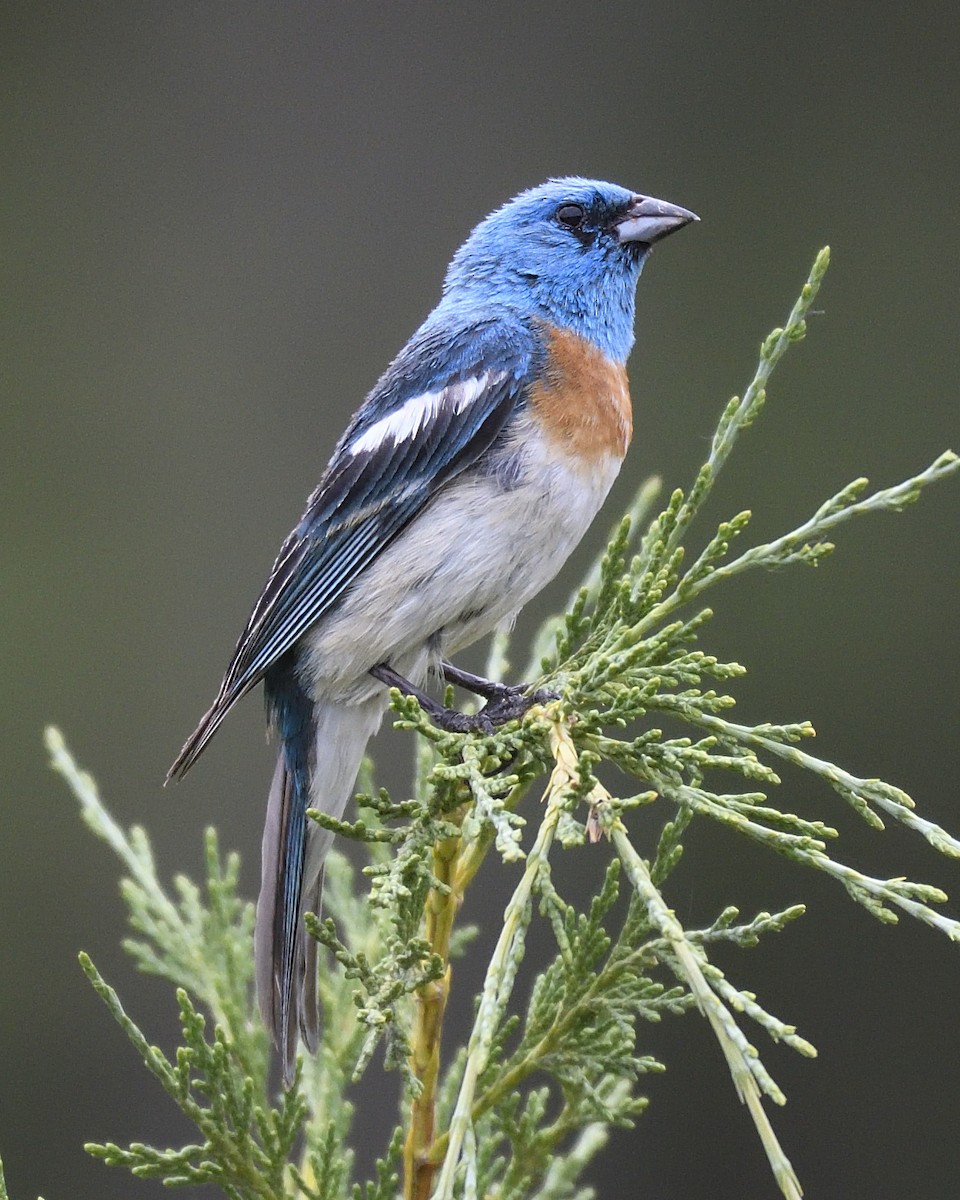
xmin=20 ymin=247 xmax=959 ymax=1200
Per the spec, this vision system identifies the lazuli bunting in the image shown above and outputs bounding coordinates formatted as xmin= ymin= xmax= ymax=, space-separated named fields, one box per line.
xmin=168 ymin=178 xmax=697 ymax=1081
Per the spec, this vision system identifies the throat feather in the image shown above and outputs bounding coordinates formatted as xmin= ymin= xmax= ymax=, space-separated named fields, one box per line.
xmin=529 ymin=324 xmax=632 ymax=461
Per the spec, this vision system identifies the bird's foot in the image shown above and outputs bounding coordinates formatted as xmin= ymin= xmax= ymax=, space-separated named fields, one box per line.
xmin=441 ymin=660 xmax=558 ymax=724
xmin=369 ymin=662 xmax=556 ymax=735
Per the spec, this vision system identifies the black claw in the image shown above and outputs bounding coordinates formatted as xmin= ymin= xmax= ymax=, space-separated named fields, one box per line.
xmin=477 ymin=685 xmax=557 ymax=727
xmin=370 ymin=662 xmax=555 ymax=736
xmin=441 ymin=661 xmax=557 ymax=714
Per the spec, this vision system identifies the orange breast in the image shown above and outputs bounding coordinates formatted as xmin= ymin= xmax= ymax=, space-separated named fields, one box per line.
xmin=528 ymin=324 xmax=632 ymax=461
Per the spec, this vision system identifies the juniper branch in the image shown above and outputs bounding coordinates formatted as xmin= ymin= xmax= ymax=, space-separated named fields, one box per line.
xmin=30 ymin=247 xmax=960 ymax=1200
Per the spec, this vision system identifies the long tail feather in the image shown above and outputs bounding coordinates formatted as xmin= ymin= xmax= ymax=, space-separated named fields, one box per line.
xmin=255 ymin=689 xmax=386 ymax=1085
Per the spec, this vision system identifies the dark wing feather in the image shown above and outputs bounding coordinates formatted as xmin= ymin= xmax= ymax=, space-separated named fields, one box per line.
xmin=167 ymin=326 xmax=531 ymax=779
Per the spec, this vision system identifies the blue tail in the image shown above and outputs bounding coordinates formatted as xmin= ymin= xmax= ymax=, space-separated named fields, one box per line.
xmin=256 ymin=669 xmax=388 ymax=1084
xmin=257 ymin=670 xmax=316 ymax=1083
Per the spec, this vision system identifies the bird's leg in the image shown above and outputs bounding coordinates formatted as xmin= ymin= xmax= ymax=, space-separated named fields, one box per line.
xmin=441 ymin=660 xmax=558 ymax=725
xmin=441 ymin=662 xmax=554 ymax=715
xmin=370 ymin=663 xmax=495 ymax=734
xmin=369 ymin=661 xmax=556 ymax=734
xmin=439 ymin=661 xmax=511 ymax=699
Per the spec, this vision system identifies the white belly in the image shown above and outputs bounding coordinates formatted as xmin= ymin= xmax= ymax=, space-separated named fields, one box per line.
xmin=298 ymin=433 xmax=623 ymax=703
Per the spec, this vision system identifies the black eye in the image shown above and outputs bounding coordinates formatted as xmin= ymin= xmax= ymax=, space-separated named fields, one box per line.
xmin=556 ymin=202 xmax=586 ymax=228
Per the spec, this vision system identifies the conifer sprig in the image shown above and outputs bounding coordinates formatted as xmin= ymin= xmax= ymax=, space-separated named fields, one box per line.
xmin=22 ymin=248 xmax=958 ymax=1200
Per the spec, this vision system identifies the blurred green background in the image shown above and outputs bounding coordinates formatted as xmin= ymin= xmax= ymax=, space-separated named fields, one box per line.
xmin=3 ymin=3 xmax=958 ymax=1197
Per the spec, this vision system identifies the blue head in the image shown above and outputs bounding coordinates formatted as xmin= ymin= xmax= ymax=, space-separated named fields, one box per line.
xmin=441 ymin=177 xmax=697 ymax=362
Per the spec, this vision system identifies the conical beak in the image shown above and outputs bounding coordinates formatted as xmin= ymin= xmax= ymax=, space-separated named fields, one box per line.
xmin=616 ymin=194 xmax=699 ymax=245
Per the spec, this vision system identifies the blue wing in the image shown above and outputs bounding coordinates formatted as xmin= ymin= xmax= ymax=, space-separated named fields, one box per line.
xmin=168 ymin=315 xmax=534 ymax=778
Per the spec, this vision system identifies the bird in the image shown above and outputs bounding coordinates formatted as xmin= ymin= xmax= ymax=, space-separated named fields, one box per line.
xmin=167 ymin=178 xmax=697 ymax=1082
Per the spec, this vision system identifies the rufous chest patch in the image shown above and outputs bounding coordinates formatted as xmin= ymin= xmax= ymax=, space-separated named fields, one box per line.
xmin=528 ymin=324 xmax=633 ymax=462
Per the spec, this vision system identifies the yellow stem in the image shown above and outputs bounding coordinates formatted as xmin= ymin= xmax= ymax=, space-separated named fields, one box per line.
xmin=404 ymin=816 xmax=464 ymax=1200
